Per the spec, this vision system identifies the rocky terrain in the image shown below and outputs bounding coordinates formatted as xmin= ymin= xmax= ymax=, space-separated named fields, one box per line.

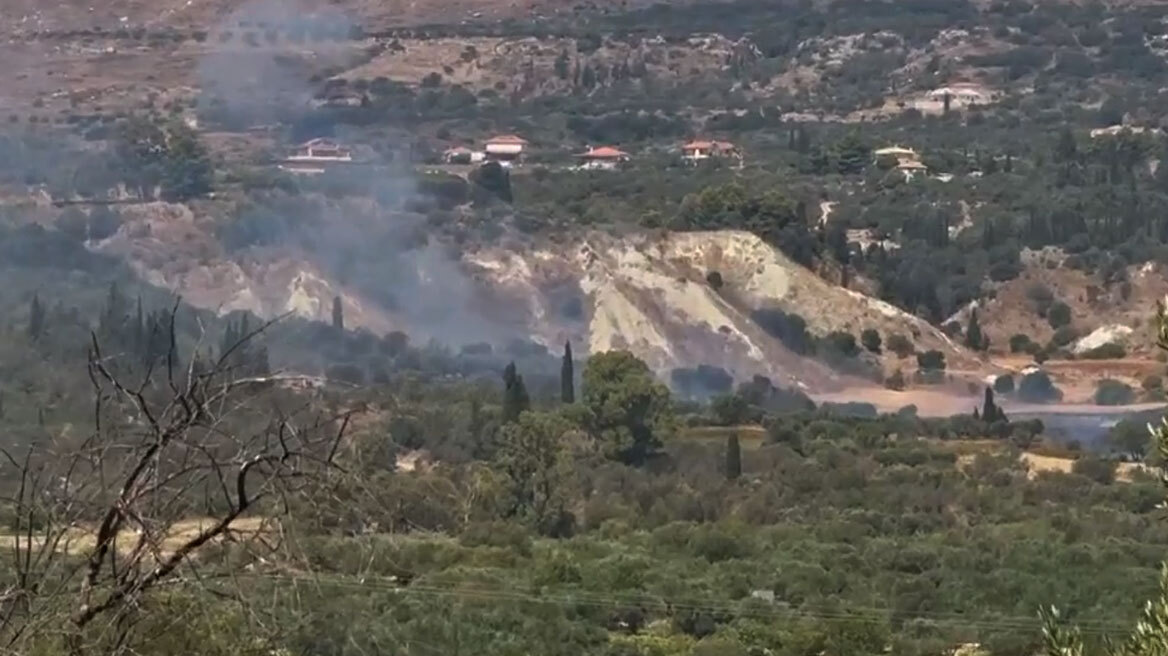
xmin=87 ymin=202 xmax=981 ymax=392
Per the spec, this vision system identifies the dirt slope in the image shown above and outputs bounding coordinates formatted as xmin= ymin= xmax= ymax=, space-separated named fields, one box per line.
xmin=91 ymin=202 xmax=399 ymax=333
xmin=468 ymin=230 xmax=980 ymax=390
xmin=962 ymin=259 xmax=1168 ymax=357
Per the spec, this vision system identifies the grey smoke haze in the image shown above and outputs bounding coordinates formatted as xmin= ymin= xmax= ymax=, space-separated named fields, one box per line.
xmin=200 ymin=0 xmax=532 ymax=349
xmin=196 ymin=0 xmax=355 ymax=130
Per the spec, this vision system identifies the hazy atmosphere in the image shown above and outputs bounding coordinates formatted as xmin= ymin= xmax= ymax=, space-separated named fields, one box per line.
xmin=3 ymin=0 xmax=1168 ymax=653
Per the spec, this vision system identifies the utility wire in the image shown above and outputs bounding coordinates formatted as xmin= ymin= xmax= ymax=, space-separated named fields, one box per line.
xmin=199 ymin=570 xmax=1138 ymax=637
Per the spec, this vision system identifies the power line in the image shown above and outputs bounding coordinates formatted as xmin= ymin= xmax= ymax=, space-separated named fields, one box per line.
xmin=203 ymin=570 xmax=1137 ymax=637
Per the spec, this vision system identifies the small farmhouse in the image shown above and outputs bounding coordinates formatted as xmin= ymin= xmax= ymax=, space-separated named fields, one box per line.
xmin=874 ymin=145 xmax=929 ymax=178
xmin=576 ymin=146 xmax=630 ymax=171
xmin=681 ymin=139 xmax=739 ymax=164
xmin=483 ymin=134 xmax=529 ymax=166
xmin=279 ymin=138 xmax=354 ymax=175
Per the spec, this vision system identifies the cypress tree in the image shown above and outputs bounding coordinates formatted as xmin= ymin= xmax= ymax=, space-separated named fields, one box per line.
xmin=502 ymin=362 xmax=530 ymax=424
xmin=332 ymin=296 xmax=344 ymax=332
xmin=134 ymin=296 xmax=144 ymax=353
xmin=253 ymin=346 xmax=271 ymax=376
xmin=964 ymin=309 xmax=985 ymax=352
xmin=795 ymin=126 xmax=811 ymax=154
xmin=100 ymin=282 xmax=128 ymax=342
xmin=27 ymin=293 xmax=44 ymax=341
xmin=982 ymin=387 xmax=1007 ymax=424
xmin=220 ymin=316 xmax=238 ymax=360
xmin=554 ymin=49 xmax=570 ymax=79
xmin=726 ymin=434 xmax=742 ymax=480
xmin=561 ymin=341 xmax=575 ymax=404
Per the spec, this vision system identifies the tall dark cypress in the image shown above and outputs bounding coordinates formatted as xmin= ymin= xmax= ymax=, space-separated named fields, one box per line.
xmin=964 ymin=309 xmax=985 ymax=352
xmin=982 ymin=387 xmax=1006 ymax=424
xmin=502 ymin=362 xmax=530 ymax=424
xmin=726 ymin=434 xmax=742 ymax=480
xmin=332 ymin=295 xmax=344 ymax=332
xmin=27 ymin=293 xmax=44 ymax=341
xmin=134 ymin=296 xmax=144 ymax=351
xmin=561 ymin=341 xmax=575 ymax=404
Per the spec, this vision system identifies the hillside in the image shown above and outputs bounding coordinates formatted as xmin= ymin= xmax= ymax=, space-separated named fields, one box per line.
xmin=472 ymin=230 xmax=977 ymax=390
xmin=84 ymin=203 xmax=981 ymax=392
xmin=2 ymin=0 xmax=592 ymax=35
xmin=972 ymin=257 xmax=1168 ymax=359
xmin=13 ymin=0 xmax=1168 ymax=653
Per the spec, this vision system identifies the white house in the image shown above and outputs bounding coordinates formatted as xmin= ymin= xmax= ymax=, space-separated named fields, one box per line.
xmin=279 ymin=138 xmax=354 ymax=175
xmin=483 ymin=134 xmax=529 ymax=165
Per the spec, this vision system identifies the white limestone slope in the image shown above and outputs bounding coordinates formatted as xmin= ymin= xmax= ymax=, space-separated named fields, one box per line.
xmin=469 ymin=230 xmax=977 ymax=391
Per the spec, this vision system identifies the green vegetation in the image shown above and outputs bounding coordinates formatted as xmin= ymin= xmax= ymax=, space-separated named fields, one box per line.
xmin=13 ymin=0 xmax=1168 ymax=653
xmin=1017 ymin=370 xmax=1064 ymax=404
xmin=0 ymin=226 xmax=1160 ymax=654
xmin=1095 ymin=379 xmax=1137 ymax=406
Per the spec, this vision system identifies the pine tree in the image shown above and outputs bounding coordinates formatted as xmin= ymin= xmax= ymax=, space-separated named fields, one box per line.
xmin=981 ymin=218 xmax=996 ymax=249
xmin=502 ymin=362 xmax=530 ymax=424
xmin=27 ymin=293 xmax=44 ymax=341
xmin=332 ymin=296 xmax=344 ymax=332
xmin=561 ymin=341 xmax=575 ymax=404
xmin=726 ymin=433 xmax=742 ymax=480
xmin=964 ymin=308 xmax=986 ymax=352
xmin=833 ymin=131 xmax=869 ymax=175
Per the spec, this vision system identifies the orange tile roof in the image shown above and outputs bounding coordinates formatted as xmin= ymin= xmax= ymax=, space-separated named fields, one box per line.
xmin=579 ymin=146 xmax=629 ymax=159
xmin=683 ymin=140 xmax=714 ymax=149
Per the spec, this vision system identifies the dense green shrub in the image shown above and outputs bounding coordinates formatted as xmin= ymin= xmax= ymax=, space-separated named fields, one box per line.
xmin=1094 ymin=379 xmax=1135 ymax=406
xmin=1017 ymin=371 xmax=1063 ymax=404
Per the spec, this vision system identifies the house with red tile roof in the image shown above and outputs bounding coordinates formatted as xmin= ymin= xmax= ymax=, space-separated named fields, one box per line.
xmin=576 ymin=146 xmax=631 ymax=170
xmin=681 ymin=139 xmax=739 ymax=165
